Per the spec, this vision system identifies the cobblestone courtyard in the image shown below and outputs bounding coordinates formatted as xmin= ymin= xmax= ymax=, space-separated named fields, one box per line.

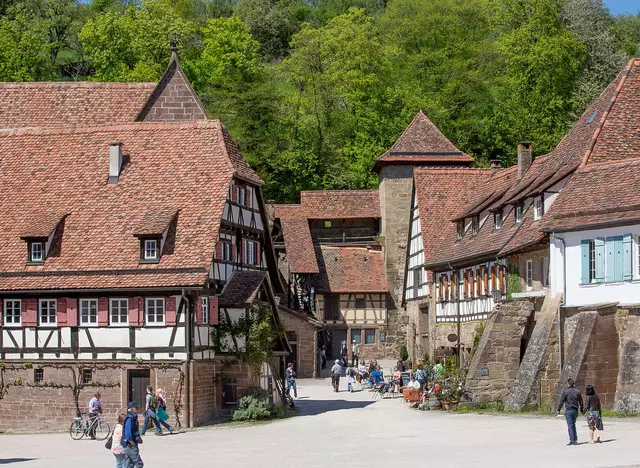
xmin=1 ymin=379 xmax=639 ymax=468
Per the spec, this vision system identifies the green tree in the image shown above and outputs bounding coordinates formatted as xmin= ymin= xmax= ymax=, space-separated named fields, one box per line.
xmin=612 ymin=13 xmax=640 ymax=57
xmin=0 ymin=4 xmax=54 ymax=81
xmin=79 ymin=0 xmax=195 ymax=81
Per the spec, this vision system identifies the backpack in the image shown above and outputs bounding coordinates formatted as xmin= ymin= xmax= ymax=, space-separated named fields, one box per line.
xmin=149 ymin=394 xmax=158 ymax=410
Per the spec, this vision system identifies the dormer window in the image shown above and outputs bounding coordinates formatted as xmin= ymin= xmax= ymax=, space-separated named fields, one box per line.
xmin=237 ymin=186 xmax=246 ymax=206
xmin=515 ymin=204 xmax=523 ymax=225
xmin=471 ymin=216 xmax=479 ymax=236
xmin=533 ymin=196 xmax=543 ymax=221
xmin=456 ymin=221 xmax=464 ymax=240
xmin=141 ymin=238 xmax=160 ymax=262
xmin=494 ymin=212 xmax=502 ymax=230
xmin=29 ymin=241 xmax=45 ymax=263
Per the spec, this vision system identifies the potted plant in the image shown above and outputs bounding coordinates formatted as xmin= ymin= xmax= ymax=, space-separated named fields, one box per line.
xmin=434 ymin=360 xmax=466 ymax=410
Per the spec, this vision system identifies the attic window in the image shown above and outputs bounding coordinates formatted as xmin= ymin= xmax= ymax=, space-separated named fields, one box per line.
xmin=471 ymin=216 xmax=479 ymax=236
xmin=456 ymin=221 xmax=464 ymax=240
xmin=586 ymin=111 xmax=597 ymax=126
xmin=141 ymin=238 xmax=160 ymax=262
xmin=28 ymin=241 xmax=45 ymax=264
xmin=494 ymin=212 xmax=502 ymax=230
xmin=515 ymin=204 xmax=523 ymax=225
xmin=533 ymin=197 xmax=544 ymax=220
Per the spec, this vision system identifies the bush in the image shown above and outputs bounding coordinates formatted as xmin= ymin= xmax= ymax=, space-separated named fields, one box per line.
xmin=472 ymin=321 xmax=486 ymax=354
xmin=231 ymin=385 xmax=272 ymax=422
xmin=399 ymin=346 xmax=409 ymax=362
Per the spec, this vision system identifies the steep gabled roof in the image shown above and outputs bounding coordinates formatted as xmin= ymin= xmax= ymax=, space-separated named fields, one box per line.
xmin=0 ymin=82 xmax=155 ymax=129
xmin=373 ymin=111 xmax=473 ymax=171
xmin=310 ymin=246 xmax=387 ymax=293
xmin=272 ymin=205 xmax=319 ymax=274
xmin=0 ymin=120 xmax=256 ymax=291
xmin=219 ymin=270 xmax=268 ymax=307
xmin=300 ymin=190 xmax=380 ymax=219
xmin=540 ymin=158 xmax=640 ymax=232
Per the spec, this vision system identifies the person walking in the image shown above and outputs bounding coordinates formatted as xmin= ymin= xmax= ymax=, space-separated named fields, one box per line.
xmin=340 ymin=342 xmax=348 ymax=367
xmin=330 ymin=360 xmax=342 ymax=393
xmin=584 ymin=384 xmax=603 ymax=444
xmin=555 ymin=378 xmax=584 ymax=445
xmin=351 ymin=340 xmax=360 ymax=367
xmin=286 ymin=363 xmax=298 ymax=399
xmin=111 ymin=413 xmax=127 ymax=468
xmin=155 ymin=388 xmax=174 ymax=434
xmin=414 ymin=365 xmax=426 ymax=391
xmin=122 ymin=402 xmax=144 ymax=468
xmin=87 ymin=392 xmax=102 ymax=440
xmin=346 ymin=366 xmax=356 ymax=393
xmin=141 ymin=385 xmax=163 ymax=436
xmin=321 ymin=346 xmax=327 ymax=370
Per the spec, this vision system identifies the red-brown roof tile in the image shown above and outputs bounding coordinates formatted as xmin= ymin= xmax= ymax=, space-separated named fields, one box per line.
xmin=374 ymin=111 xmax=473 ymax=171
xmin=299 ymin=190 xmax=380 ymax=219
xmin=272 ymin=204 xmax=319 ymax=274
xmin=219 ymin=270 xmax=267 ymax=307
xmin=133 ymin=208 xmax=179 ymax=236
xmin=540 ymin=158 xmax=640 ymax=232
xmin=310 ymin=246 xmax=387 ymax=293
xmin=0 ymin=82 xmax=155 ymax=129
xmin=0 ymin=120 xmax=254 ymax=291
xmin=19 ymin=211 xmax=68 ymax=239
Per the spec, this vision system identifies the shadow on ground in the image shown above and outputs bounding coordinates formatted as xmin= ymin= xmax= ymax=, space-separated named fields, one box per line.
xmin=295 ymin=398 xmax=375 ymax=417
xmin=0 ymin=459 xmax=35 ymax=465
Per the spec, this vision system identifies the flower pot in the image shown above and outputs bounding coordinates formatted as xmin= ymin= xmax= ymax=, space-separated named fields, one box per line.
xmin=441 ymin=401 xmax=458 ymax=411
xmin=428 ymin=394 xmax=441 ymax=410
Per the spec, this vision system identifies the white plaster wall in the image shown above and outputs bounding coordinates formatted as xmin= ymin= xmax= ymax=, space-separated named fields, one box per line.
xmin=552 ymin=224 xmax=640 ymax=306
xmin=79 ymin=327 xmax=129 ymax=348
xmin=136 ymin=327 xmax=175 ymax=347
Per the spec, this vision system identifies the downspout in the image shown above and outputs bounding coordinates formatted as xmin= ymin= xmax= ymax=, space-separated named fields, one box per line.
xmin=448 ymin=262 xmax=461 ymax=367
xmin=182 ymin=289 xmax=192 ymax=428
xmin=551 ymin=234 xmax=566 ymax=371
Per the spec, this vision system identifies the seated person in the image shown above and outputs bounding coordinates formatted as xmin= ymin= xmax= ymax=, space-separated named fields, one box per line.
xmin=406 ymin=374 xmax=421 ymax=390
xmin=369 ymin=369 xmax=384 ymax=388
xmin=390 ymin=367 xmax=402 ymax=392
xmin=358 ymin=360 xmax=368 ymax=376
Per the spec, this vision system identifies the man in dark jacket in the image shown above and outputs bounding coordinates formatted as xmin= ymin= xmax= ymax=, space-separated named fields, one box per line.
xmin=122 ymin=402 xmax=144 ymax=467
xmin=555 ymin=378 xmax=584 ymax=445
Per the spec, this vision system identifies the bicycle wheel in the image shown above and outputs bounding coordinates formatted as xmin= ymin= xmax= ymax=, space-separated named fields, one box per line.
xmin=93 ymin=419 xmax=111 ymax=441
xmin=69 ymin=420 xmax=85 ymax=440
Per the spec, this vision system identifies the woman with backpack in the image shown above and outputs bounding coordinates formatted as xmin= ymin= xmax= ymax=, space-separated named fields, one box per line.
xmin=155 ymin=388 xmax=174 ymax=434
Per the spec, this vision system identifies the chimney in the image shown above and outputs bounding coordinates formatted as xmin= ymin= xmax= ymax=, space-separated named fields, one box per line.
xmin=517 ymin=141 xmax=532 ymax=179
xmin=490 ymin=159 xmax=502 ymax=172
xmin=108 ymin=142 xmax=123 ymax=183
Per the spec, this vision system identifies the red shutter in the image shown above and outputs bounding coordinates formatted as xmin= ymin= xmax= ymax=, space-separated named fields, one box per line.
xmin=67 ymin=298 xmax=78 ymax=327
xmin=232 ymin=185 xmax=238 ymax=203
xmin=57 ymin=298 xmax=68 ymax=326
xmin=138 ymin=297 xmax=145 ymax=327
xmin=98 ymin=298 xmax=109 ymax=326
xmin=232 ymin=244 xmax=237 ymax=263
xmin=216 ymin=241 xmax=223 ymax=260
xmin=23 ymin=298 xmax=37 ymax=327
xmin=130 ymin=297 xmax=142 ymax=327
xmin=166 ymin=297 xmax=177 ymax=326
xmin=209 ymin=296 xmax=219 ymax=325
xmin=246 ymin=188 xmax=252 ymax=208
xmin=196 ymin=297 xmax=203 ymax=325
xmin=0 ymin=299 xmax=3 ymax=327
xmin=256 ymin=241 xmax=261 ymax=266
xmin=241 ymin=239 xmax=247 ymax=264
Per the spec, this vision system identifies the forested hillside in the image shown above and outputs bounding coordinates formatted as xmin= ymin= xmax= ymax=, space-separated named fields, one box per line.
xmin=1 ymin=0 xmax=638 ymax=201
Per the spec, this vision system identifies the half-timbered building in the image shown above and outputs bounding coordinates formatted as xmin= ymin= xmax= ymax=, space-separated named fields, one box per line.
xmin=0 ymin=50 xmax=288 ymax=431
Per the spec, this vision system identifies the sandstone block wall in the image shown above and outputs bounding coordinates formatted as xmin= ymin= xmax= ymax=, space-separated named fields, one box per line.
xmin=278 ymin=311 xmax=318 ymax=378
xmin=614 ymin=308 xmax=640 ymax=412
xmin=190 ymin=360 xmax=216 ymax=426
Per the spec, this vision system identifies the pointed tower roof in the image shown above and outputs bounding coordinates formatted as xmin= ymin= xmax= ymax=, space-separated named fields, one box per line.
xmin=136 ymin=48 xmax=208 ymax=122
xmin=373 ymin=111 xmax=473 ymax=172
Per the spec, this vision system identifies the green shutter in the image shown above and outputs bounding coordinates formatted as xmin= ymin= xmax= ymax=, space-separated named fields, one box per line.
xmin=595 ymin=237 xmax=605 ymax=283
xmin=581 ymin=240 xmax=590 ymax=285
xmin=605 ymin=237 xmax=614 ymax=283
xmin=623 ymin=234 xmax=632 ymax=281
xmin=614 ymin=235 xmax=624 ymax=282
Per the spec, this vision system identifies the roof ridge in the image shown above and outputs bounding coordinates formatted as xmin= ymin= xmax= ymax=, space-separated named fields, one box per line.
xmin=0 ymin=81 xmax=156 ymax=88
xmin=582 ymin=58 xmax=636 ymax=166
xmin=580 ymin=155 xmax=640 ymax=170
xmin=301 ymin=189 xmax=378 ymax=194
xmin=414 ymin=167 xmax=492 ymax=174
xmin=0 ymin=119 xmax=220 ymax=136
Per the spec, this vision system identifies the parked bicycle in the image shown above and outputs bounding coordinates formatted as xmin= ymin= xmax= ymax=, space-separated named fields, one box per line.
xmin=69 ymin=412 xmax=110 ymax=440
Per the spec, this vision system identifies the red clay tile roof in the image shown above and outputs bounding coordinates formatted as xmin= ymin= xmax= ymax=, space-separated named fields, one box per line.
xmin=300 ymin=190 xmax=380 ymax=219
xmin=587 ymin=59 xmax=640 ymax=165
xmin=133 ymin=208 xmax=179 ymax=236
xmin=272 ymin=204 xmax=319 ymax=274
xmin=540 ymin=158 xmax=640 ymax=232
xmin=0 ymin=82 xmax=155 ymax=129
xmin=220 ymin=124 xmax=263 ymax=185
xmin=452 ymin=166 xmax=517 ymax=221
xmin=219 ymin=270 xmax=267 ymax=307
xmin=19 ymin=212 xmax=68 ymax=239
xmin=374 ymin=111 xmax=473 ymax=171
xmin=498 ymin=205 xmax=546 ymax=256
xmin=0 ymin=120 xmax=255 ymax=291
xmin=310 ymin=246 xmax=387 ymax=293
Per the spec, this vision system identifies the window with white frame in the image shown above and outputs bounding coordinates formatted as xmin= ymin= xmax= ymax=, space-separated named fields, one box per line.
xmin=237 ymin=186 xmax=246 ymax=206
xmin=110 ymin=298 xmax=128 ymax=325
xmin=146 ymin=298 xmax=165 ymax=325
xmin=456 ymin=221 xmax=464 ymax=239
xmin=143 ymin=239 xmax=159 ymax=261
xmin=4 ymin=300 xmax=21 ymax=326
xmin=471 ymin=216 xmax=479 ymax=236
xmin=80 ymin=299 xmax=98 ymax=326
xmin=515 ymin=204 xmax=523 ymax=224
xmin=221 ymin=241 xmax=233 ymax=262
xmin=244 ymin=239 xmax=259 ymax=265
xmin=543 ymin=257 xmax=550 ymax=287
xmin=526 ymin=260 xmax=533 ymax=289
xmin=29 ymin=241 xmax=44 ymax=263
xmin=533 ymin=197 xmax=543 ymax=220
xmin=202 ymin=296 xmax=209 ymax=324
xmin=494 ymin=212 xmax=502 ymax=230
xmin=39 ymin=299 xmax=57 ymax=325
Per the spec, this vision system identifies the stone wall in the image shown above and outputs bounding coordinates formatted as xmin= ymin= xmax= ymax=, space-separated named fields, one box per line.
xmin=615 ymin=307 xmax=640 ymax=413
xmin=278 ymin=310 xmax=318 ymax=378
xmin=190 ymin=360 xmax=216 ymax=426
xmin=465 ymin=300 xmax=535 ymax=403
xmin=214 ymin=357 xmax=255 ymax=418
xmin=509 ymin=247 xmax=549 ymax=292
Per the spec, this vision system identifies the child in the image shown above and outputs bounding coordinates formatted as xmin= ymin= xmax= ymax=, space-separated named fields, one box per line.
xmin=112 ymin=413 xmax=127 ymax=468
xmin=347 ymin=367 xmax=356 ymax=393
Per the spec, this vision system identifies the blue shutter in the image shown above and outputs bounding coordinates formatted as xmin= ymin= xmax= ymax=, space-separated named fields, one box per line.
xmin=595 ymin=238 xmax=605 ymax=283
xmin=614 ymin=235 xmax=624 ymax=282
xmin=605 ymin=237 xmax=614 ymax=283
xmin=581 ymin=240 xmax=590 ymax=285
xmin=623 ymin=233 xmax=632 ymax=281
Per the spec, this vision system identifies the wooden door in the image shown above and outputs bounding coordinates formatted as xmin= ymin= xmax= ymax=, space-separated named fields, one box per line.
xmin=128 ymin=369 xmax=150 ymax=408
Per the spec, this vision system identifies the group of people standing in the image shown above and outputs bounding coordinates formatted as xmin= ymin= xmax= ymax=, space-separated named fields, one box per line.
xmin=90 ymin=385 xmax=175 ymax=468
xmin=556 ymin=379 xmax=604 ymax=445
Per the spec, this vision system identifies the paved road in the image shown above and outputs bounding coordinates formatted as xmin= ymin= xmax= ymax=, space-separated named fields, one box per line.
xmin=1 ymin=379 xmax=639 ymax=468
